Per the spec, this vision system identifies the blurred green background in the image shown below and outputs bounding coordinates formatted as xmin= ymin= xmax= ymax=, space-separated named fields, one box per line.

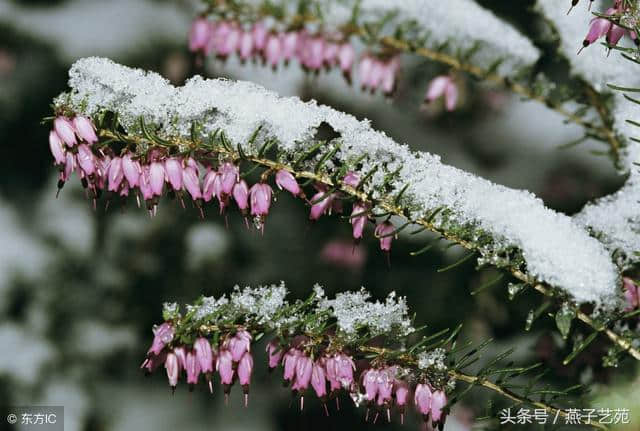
xmin=0 ymin=0 xmax=638 ymax=430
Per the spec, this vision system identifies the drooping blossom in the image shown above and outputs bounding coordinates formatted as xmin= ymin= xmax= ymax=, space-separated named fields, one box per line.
xmin=374 ymin=222 xmax=396 ymax=252
xmin=54 ymin=116 xmax=77 ymax=147
xmin=249 ymin=183 xmax=273 ymax=217
xmin=189 ymin=17 xmax=213 ymax=54
xmin=275 ymin=169 xmax=301 ymax=196
xmin=425 ymin=75 xmax=458 ymax=112
xmin=148 ymin=322 xmax=174 ymax=356
xmin=73 ymin=116 xmax=98 ymax=144
xmin=414 ymin=383 xmax=433 ymax=417
xmin=49 ymin=131 xmax=66 ymax=165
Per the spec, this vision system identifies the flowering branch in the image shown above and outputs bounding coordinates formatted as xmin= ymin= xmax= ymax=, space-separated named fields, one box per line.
xmin=141 ymin=283 xmax=606 ymax=430
xmin=45 ymin=58 xmax=638 ymax=364
xmin=190 ymin=0 xmax=624 ymax=164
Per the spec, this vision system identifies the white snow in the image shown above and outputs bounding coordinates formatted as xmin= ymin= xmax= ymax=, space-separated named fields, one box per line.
xmin=57 ymin=57 xmax=620 ymax=305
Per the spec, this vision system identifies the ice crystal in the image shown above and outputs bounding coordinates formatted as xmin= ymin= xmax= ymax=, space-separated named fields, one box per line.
xmin=230 ymin=282 xmax=289 ymax=325
xmin=317 ymin=288 xmax=414 ymax=337
xmin=417 ymin=348 xmax=448 ymax=371
xmin=56 ymin=58 xmax=620 ymax=305
xmin=191 ymin=296 xmax=229 ymax=321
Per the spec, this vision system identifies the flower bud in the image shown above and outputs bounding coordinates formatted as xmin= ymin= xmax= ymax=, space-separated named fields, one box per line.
xmin=275 ymin=170 xmax=301 ymax=196
xmin=76 ymin=144 xmax=96 ymax=176
xmin=182 ymin=165 xmax=202 ymax=200
xmin=148 ymin=322 xmax=174 ymax=355
xmin=54 ymin=116 xmax=77 ymax=147
xmin=185 ymin=349 xmax=201 ymax=385
xmin=266 ymin=339 xmax=284 ymax=369
xmin=250 ymin=183 xmax=273 ymax=217
xmin=430 ymin=389 xmax=447 ymax=423
xmin=73 ymin=116 xmax=98 ymax=144
xmin=238 ymin=352 xmax=254 ymax=386
xmin=374 ymin=222 xmax=395 ymax=251
xmin=194 ymin=337 xmax=214 ymax=373
xmin=227 ymin=330 xmax=252 ymax=362
xmin=107 ymin=156 xmax=124 ymax=192
xmin=122 ymin=154 xmax=141 ymax=187
xmin=49 ymin=131 xmax=66 ymax=165
xmin=149 ymin=161 xmax=165 ymax=196
xmin=414 ymin=383 xmax=433 ymax=416
xmin=164 ymin=158 xmax=183 ymax=190
xmin=216 ymin=349 xmax=234 ymax=385
xmin=311 ymin=361 xmax=327 ymax=398
xmin=165 ymin=352 xmax=179 ymax=388
xmin=233 ymin=179 xmax=249 ymax=211
xmin=189 ymin=17 xmax=213 ymax=53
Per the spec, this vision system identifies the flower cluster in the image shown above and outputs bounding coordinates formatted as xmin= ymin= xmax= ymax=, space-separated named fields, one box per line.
xmin=141 ymin=284 xmax=450 ymax=428
xmin=188 ymin=17 xmax=408 ymax=98
xmin=47 ymin=114 xmax=399 ymax=250
xmin=580 ymin=0 xmax=639 ymax=51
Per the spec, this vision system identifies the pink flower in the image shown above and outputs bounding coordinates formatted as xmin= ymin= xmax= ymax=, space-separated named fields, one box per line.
xmin=338 ymin=43 xmax=355 ymax=74
xmin=583 ymin=9 xmax=615 ymax=47
xmin=182 ymin=165 xmax=202 ymax=200
xmin=293 ymin=355 xmax=313 ymax=391
xmin=309 ymin=191 xmax=334 ymax=220
xmin=232 ymin=180 xmax=249 ymax=211
xmin=281 ymin=32 xmax=299 ymax=61
xmin=202 ymin=170 xmax=218 ymax=202
xmin=351 ymin=202 xmax=369 ymax=240
xmin=217 ymin=24 xmax=240 ymax=57
xmin=189 ymin=17 xmax=213 ymax=54
xmin=266 ymin=339 xmax=284 ymax=369
xmin=148 ymin=322 xmax=174 ymax=355
xmin=107 ymin=157 xmax=124 ymax=192
xmin=227 ymin=330 xmax=252 ymax=362
xmin=323 ymin=42 xmax=339 ymax=66
xmin=62 ymin=152 xmax=75 ymax=181
xmin=366 ymin=59 xmax=384 ymax=90
xmin=304 ymin=37 xmax=325 ymax=69
xmin=414 ymin=383 xmax=433 ymax=416
xmin=149 ymin=161 xmax=165 ymax=196
xmin=219 ymin=162 xmax=239 ymax=195
xmin=283 ymin=348 xmax=301 ymax=382
xmin=185 ymin=349 xmax=201 ymax=385
xmin=164 ymin=158 xmax=183 ymax=190
xmin=174 ymin=345 xmax=187 ymax=370
xmin=358 ymin=56 xmax=374 ymax=89
xmin=238 ymin=31 xmax=254 ymax=60
xmin=238 ymin=352 xmax=254 ymax=386
xmin=49 ymin=131 xmax=66 ymax=165
xmin=425 ymin=75 xmax=458 ymax=111
xmin=623 ymin=277 xmax=639 ymax=311
xmin=324 ymin=355 xmax=342 ymax=392
xmin=139 ymin=166 xmax=154 ymax=201
xmin=362 ymin=368 xmax=379 ymax=401
xmin=250 ymin=183 xmax=273 ymax=216
xmin=381 ymin=58 xmax=400 ymax=95
xmin=216 ymin=349 xmax=234 ymax=385
xmin=343 ymin=171 xmax=359 ymax=188
xmin=76 ymin=144 xmax=96 ymax=176
xmin=311 ymin=361 xmax=327 ymax=398
xmin=607 ymin=23 xmax=626 ymax=46
xmin=275 ymin=170 xmax=301 ymax=196
xmin=430 ymin=389 xmax=447 ymax=423
xmin=374 ymin=222 xmax=395 ymax=252
xmin=54 ymin=116 xmax=77 ymax=147
xmin=395 ymin=380 xmax=410 ymax=423
xmin=73 ymin=116 xmax=98 ymax=144
xmin=265 ymin=34 xmax=282 ymax=68
xmin=165 ymin=351 xmax=179 ymax=388
xmin=335 ymin=353 xmax=355 ymax=387
xmin=122 ymin=154 xmax=141 ymax=187
xmin=376 ymin=367 xmax=394 ymax=406
xmin=252 ymin=21 xmax=268 ymax=51
xmin=194 ymin=337 xmax=214 ymax=373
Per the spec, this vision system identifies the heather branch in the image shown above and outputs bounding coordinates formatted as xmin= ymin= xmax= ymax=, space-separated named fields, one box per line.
xmin=94 ymin=126 xmax=640 ymax=362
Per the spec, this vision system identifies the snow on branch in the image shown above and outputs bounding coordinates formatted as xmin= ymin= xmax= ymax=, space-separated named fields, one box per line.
xmin=537 ymin=0 xmax=639 ymax=170
xmin=52 ymin=57 xmax=619 ymax=306
xmin=314 ymin=0 xmax=540 ymax=74
xmin=537 ymin=1 xmax=640 ymax=264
